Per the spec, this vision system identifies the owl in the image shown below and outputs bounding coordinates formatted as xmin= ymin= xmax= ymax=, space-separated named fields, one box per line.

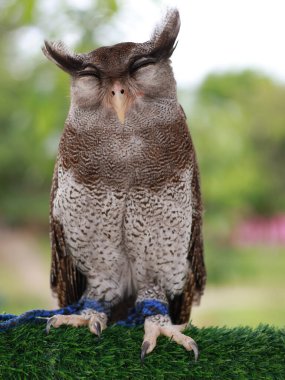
xmin=43 ymin=8 xmax=206 ymax=360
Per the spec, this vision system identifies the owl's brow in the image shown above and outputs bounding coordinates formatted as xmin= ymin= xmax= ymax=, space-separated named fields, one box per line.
xmin=129 ymin=55 xmax=158 ymax=73
xmin=81 ymin=63 xmax=101 ymax=73
xmin=131 ymin=54 xmax=158 ymax=64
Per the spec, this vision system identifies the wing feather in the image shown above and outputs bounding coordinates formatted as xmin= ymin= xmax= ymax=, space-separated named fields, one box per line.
xmin=49 ymin=159 xmax=86 ymax=307
xmin=169 ymin=122 xmax=206 ymax=324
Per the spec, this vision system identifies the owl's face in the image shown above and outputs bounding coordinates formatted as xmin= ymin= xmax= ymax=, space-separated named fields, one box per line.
xmin=43 ymin=9 xmax=180 ymax=124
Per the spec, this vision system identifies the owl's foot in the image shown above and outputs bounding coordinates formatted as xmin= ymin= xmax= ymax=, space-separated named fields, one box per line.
xmin=141 ymin=314 xmax=198 ymax=362
xmin=46 ymin=310 xmax=107 ymax=336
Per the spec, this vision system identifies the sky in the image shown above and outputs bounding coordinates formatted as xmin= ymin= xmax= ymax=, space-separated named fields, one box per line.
xmin=109 ymin=0 xmax=285 ymax=88
xmin=13 ymin=0 xmax=285 ymax=89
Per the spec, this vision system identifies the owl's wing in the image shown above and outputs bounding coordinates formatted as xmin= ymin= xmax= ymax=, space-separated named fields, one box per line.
xmin=169 ymin=143 xmax=206 ymax=324
xmin=50 ymin=159 xmax=86 ymax=307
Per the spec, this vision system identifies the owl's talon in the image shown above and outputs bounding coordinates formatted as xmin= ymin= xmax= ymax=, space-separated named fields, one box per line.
xmin=188 ymin=339 xmax=199 ymax=361
xmin=88 ymin=313 xmax=107 ymax=335
xmin=142 ymin=314 xmax=199 ymax=360
xmin=46 ymin=316 xmax=57 ymax=334
xmin=92 ymin=321 xmax=102 ymax=337
xmin=141 ymin=341 xmax=150 ymax=363
xmin=44 ymin=312 xmax=107 ymax=336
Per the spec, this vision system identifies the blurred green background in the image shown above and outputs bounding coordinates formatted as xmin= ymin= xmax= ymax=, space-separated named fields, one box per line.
xmin=0 ymin=0 xmax=284 ymax=327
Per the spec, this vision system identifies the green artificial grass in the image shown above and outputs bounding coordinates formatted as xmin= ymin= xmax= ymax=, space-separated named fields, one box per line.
xmin=0 ymin=323 xmax=284 ymax=379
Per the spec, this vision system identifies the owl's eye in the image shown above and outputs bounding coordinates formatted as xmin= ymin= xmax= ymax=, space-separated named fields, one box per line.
xmin=77 ymin=70 xmax=100 ymax=78
xmin=130 ymin=57 xmax=157 ymax=73
xmin=77 ymin=65 xmax=101 ymax=79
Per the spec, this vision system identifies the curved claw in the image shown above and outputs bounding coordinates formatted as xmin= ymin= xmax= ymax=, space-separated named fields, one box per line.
xmin=94 ymin=321 xmax=101 ymax=337
xmin=46 ymin=316 xmax=57 ymax=334
xmin=141 ymin=341 xmax=150 ymax=363
xmin=191 ymin=340 xmax=199 ymax=362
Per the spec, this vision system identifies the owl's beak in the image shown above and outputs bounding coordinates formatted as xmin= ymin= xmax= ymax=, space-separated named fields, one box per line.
xmin=110 ymin=82 xmax=127 ymax=124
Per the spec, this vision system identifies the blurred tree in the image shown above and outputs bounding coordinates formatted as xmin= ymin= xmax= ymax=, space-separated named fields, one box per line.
xmin=0 ymin=0 xmax=119 ymax=225
xmin=1 ymin=2 xmax=284 ymax=328
xmin=189 ymin=70 xmax=285 ymax=226
xmin=0 ymin=2 xmax=284 ymax=227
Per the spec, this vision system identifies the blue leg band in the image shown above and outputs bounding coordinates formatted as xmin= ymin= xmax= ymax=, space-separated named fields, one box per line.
xmin=0 ymin=298 xmax=168 ymax=331
xmin=0 ymin=298 xmax=107 ymax=332
xmin=116 ymin=299 xmax=169 ymax=327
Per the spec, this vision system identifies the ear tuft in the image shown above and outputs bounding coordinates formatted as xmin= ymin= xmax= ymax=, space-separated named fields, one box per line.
xmin=42 ymin=40 xmax=84 ymax=73
xmin=150 ymin=8 xmax=181 ymax=59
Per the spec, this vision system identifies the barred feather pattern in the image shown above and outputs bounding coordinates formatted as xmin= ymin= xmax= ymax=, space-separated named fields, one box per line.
xmin=46 ymin=7 xmax=206 ymax=325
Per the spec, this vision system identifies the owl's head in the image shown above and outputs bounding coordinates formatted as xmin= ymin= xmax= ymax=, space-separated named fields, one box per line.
xmin=43 ymin=8 xmax=180 ymax=124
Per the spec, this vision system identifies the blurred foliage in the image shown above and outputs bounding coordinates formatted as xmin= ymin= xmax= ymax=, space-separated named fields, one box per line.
xmin=0 ymin=1 xmax=284 ymax=328
xmin=189 ymin=70 xmax=285 ymax=225
xmin=0 ymin=1 xmax=285 ymax=230
xmin=0 ymin=0 xmax=119 ymax=225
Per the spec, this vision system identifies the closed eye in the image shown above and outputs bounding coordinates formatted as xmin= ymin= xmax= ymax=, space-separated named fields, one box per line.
xmin=130 ymin=57 xmax=157 ymax=73
xmin=77 ymin=64 xmax=101 ymax=78
xmin=77 ymin=70 xmax=100 ymax=78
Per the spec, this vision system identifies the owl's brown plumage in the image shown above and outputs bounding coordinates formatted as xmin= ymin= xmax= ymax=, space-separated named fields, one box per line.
xmin=44 ymin=8 xmax=206 ymax=356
